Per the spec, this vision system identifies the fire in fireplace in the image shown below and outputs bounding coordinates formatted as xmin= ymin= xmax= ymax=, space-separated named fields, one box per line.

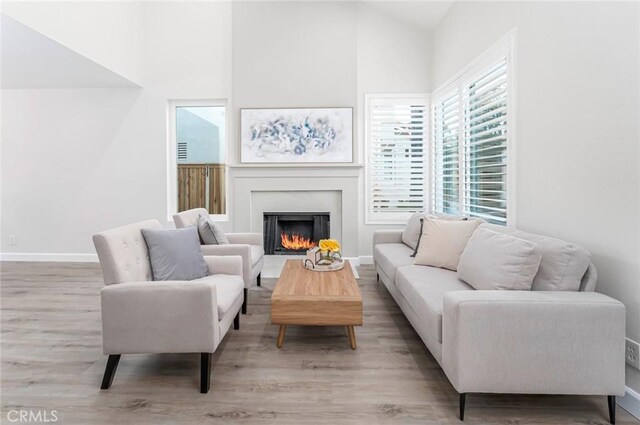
xmin=281 ymin=233 xmax=316 ymax=251
xmin=263 ymin=212 xmax=330 ymax=255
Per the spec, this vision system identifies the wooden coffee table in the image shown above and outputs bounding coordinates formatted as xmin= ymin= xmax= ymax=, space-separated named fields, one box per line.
xmin=271 ymin=259 xmax=362 ymax=349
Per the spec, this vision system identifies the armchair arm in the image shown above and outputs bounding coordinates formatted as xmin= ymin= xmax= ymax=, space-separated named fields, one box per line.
xmin=200 ymin=244 xmax=252 ymax=288
xmin=101 ymin=280 xmax=219 ymax=355
xmin=227 ymin=233 xmax=263 ymax=246
xmin=373 ymin=229 xmax=404 ymax=246
xmin=204 ymin=255 xmax=243 ymax=277
xmin=442 ymin=290 xmax=626 ymax=396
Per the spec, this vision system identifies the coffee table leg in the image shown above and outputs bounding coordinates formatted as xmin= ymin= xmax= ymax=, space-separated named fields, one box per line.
xmin=347 ymin=326 xmax=356 ymax=350
xmin=277 ymin=325 xmax=287 ymax=348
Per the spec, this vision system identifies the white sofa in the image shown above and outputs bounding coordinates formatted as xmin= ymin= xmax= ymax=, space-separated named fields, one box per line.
xmin=173 ymin=208 xmax=264 ymax=314
xmin=93 ymin=219 xmax=244 ymax=393
xmin=373 ymin=222 xmax=626 ymax=423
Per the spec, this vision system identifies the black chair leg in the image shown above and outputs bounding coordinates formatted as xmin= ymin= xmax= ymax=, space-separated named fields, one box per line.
xmin=459 ymin=393 xmax=466 ymax=421
xmin=257 ymin=273 xmax=261 ymax=287
xmin=200 ymin=353 xmax=212 ymax=393
xmin=242 ymin=288 xmax=247 ymax=314
xmin=376 ymin=273 xmax=379 ymax=282
xmin=100 ymin=355 xmax=121 ymax=389
xmin=608 ymin=395 xmax=616 ymax=424
xmin=234 ymin=311 xmax=240 ymax=330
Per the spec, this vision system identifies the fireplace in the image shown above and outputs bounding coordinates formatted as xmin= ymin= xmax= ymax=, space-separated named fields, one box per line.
xmin=263 ymin=212 xmax=330 ymax=255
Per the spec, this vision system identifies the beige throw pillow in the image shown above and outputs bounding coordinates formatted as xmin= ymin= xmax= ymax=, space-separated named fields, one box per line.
xmin=414 ymin=217 xmax=481 ymax=271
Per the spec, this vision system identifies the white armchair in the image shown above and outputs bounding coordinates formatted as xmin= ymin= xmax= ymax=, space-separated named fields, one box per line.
xmin=173 ymin=208 xmax=264 ymax=314
xmin=93 ymin=219 xmax=244 ymax=393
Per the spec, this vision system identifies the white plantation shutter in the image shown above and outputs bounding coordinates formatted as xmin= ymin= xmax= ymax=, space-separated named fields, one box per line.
xmin=366 ymin=95 xmax=428 ymax=223
xmin=462 ymin=59 xmax=508 ymax=223
xmin=432 ymin=90 xmax=460 ymax=214
xmin=431 ymin=36 xmax=512 ymax=225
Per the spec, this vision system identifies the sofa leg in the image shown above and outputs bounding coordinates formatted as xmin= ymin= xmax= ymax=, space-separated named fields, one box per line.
xmin=608 ymin=395 xmax=616 ymax=424
xmin=242 ymin=288 xmax=247 ymax=314
xmin=257 ymin=273 xmax=261 ymax=287
xmin=100 ymin=354 xmax=121 ymax=390
xmin=200 ymin=353 xmax=212 ymax=393
xmin=459 ymin=393 xmax=466 ymax=421
xmin=234 ymin=311 xmax=240 ymax=330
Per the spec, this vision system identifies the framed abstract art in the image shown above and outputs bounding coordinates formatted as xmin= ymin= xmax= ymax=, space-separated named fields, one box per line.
xmin=240 ymin=107 xmax=353 ymax=164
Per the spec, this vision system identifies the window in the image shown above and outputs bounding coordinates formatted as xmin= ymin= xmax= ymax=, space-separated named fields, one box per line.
xmin=366 ymin=94 xmax=429 ymax=223
xmin=431 ymin=35 xmax=514 ymax=225
xmin=167 ymin=101 xmax=227 ymax=219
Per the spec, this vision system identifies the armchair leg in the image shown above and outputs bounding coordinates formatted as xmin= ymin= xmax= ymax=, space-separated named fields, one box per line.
xmin=242 ymin=288 xmax=247 ymax=314
xmin=100 ymin=355 xmax=121 ymax=390
xmin=200 ymin=353 xmax=212 ymax=393
xmin=459 ymin=393 xmax=466 ymax=421
xmin=257 ymin=273 xmax=261 ymax=287
xmin=234 ymin=311 xmax=240 ymax=330
xmin=608 ymin=395 xmax=616 ymax=424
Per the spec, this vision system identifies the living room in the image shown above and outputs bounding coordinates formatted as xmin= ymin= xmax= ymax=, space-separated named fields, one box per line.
xmin=1 ymin=1 xmax=639 ymax=424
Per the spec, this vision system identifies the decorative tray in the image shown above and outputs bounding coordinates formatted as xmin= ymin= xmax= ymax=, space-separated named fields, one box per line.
xmin=303 ymin=258 xmax=346 ymax=272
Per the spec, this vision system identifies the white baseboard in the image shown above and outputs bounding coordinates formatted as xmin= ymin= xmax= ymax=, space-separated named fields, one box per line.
xmin=344 ymin=256 xmax=360 ymax=267
xmin=0 ymin=253 xmax=98 ymax=262
xmin=359 ymin=255 xmax=373 ymax=265
xmin=619 ymin=386 xmax=640 ymax=420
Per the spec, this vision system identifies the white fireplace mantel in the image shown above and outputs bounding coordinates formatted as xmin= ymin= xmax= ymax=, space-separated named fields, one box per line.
xmin=230 ymin=166 xmax=359 ymax=257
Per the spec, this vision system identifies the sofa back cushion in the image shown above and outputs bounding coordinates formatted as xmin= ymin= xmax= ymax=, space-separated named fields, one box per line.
xmin=402 ymin=211 xmax=468 ymax=251
xmin=458 ymin=227 xmax=543 ymax=291
xmin=414 ymin=217 xmax=481 ymax=271
xmin=93 ymin=220 xmax=161 ymax=285
xmin=479 ymin=224 xmax=591 ymax=291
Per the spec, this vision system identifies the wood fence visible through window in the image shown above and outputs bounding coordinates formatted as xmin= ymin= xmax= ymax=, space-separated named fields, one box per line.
xmin=177 ymin=164 xmax=225 ymax=214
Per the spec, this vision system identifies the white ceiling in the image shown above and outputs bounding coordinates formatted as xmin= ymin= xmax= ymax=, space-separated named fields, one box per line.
xmin=1 ymin=14 xmax=140 ymax=89
xmin=366 ymin=1 xmax=455 ymax=30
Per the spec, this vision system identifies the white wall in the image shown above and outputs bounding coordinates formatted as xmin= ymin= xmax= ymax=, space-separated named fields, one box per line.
xmin=431 ymin=0 xmax=640 ymax=393
xmin=1 ymin=1 xmax=432 ymax=258
xmin=1 ymin=2 xmax=233 ymax=255
xmin=1 ymin=1 xmax=145 ymax=85
xmin=231 ymin=1 xmax=432 ymax=257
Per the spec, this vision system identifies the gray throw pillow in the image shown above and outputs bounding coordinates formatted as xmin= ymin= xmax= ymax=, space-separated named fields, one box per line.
xmin=141 ymin=226 xmax=209 ymax=281
xmin=197 ymin=214 xmax=229 ymax=245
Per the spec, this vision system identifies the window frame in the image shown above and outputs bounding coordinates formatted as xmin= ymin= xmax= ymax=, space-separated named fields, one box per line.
xmin=365 ymin=93 xmax=430 ymax=225
xmin=430 ymin=30 xmax=517 ymax=226
xmin=166 ymin=99 xmax=229 ymax=222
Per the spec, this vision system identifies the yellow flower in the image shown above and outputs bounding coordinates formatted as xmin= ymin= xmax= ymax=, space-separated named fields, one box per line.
xmin=319 ymin=239 xmax=341 ymax=253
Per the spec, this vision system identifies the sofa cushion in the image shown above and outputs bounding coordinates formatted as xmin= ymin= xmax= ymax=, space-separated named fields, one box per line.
xmin=458 ymin=227 xmax=543 ymax=290
xmin=374 ymin=243 xmax=414 ymax=281
xmin=192 ymin=274 xmax=243 ymax=319
xmin=414 ymin=217 xmax=481 ymax=271
xmin=396 ymin=265 xmax=473 ymax=343
xmin=402 ymin=211 xmax=469 ymax=251
xmin=141 ymin=226 xmax=209 ymax=281
xmin=250 ymin=245 xmax=264 ymax=267
xmin=479 ymin=224 xmax=591 ymax=291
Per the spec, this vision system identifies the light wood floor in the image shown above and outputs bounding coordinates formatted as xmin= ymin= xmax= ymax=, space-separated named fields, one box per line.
xmin=1 ymin=262 xmax=637 ymax=425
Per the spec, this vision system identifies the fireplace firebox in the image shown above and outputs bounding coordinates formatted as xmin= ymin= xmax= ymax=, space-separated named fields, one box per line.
xmin=263 ymin=212 xmax=330 ymax=255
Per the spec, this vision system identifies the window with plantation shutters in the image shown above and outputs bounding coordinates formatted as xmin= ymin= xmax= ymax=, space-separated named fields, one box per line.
xmin=431 ymin=34 xmax=513 ymax=225
xmin=366 ymin=95 xmax=428 ymax=223
xmin=462 ymin=59 xmax=508 ymax=223
xmin=432 ymin=90 xmax=460 ymax=215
